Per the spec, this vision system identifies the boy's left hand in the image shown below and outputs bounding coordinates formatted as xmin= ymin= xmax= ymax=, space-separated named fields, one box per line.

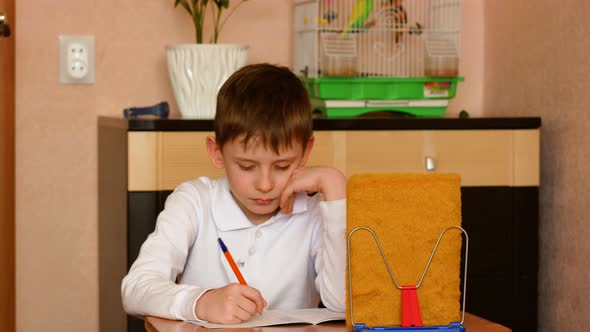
xmin=279 ymin=166 xmax=346 ymax=214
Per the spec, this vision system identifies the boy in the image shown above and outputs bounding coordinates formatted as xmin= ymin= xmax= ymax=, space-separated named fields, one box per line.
xmin=121 ymin=63 xmax=347 ymax=324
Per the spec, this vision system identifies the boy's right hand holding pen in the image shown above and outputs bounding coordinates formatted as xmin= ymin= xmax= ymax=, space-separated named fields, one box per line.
xmin=195 ymin=283 xmax=267 ymax=324
xmin=196 ymin=238 xmax=267 ymax=324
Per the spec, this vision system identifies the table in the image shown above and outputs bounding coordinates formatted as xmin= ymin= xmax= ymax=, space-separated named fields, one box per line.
xmin=145 ymin=313 xmax=511 ymax=332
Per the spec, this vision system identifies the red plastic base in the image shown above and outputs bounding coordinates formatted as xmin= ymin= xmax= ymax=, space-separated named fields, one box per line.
xmin=401 ymin=285 xmax=423 ymax=327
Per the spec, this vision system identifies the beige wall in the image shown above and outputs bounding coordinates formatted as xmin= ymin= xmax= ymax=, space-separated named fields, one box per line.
xmin=15 ymin=1 xmax=485 ymax=332
xmin=0 ymin=0 xmax=15 ymax=330
xmin=484 ymin=1 xmax=590 ymax=331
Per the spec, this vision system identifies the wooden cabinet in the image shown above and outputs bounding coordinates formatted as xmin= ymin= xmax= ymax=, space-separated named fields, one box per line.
xmin=99 ymin=116 xmax=540 ymax=332
xmin=126 ymin=129 xmax=539 ymax=190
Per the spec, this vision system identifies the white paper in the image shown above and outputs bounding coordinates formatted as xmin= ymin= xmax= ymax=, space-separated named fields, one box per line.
xmin=188 ymin=308 xmax=346 ymax=329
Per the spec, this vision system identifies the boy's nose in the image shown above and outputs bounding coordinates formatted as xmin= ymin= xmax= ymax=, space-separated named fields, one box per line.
xmin=255 ymin=172 xmax=273 ymax=192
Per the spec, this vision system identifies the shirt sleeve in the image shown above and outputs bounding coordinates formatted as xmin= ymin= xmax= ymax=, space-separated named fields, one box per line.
xmin=313 ymin=198 xmax=347 ymax=312
xmin=121 ymin=183 xmax=205 ymax=321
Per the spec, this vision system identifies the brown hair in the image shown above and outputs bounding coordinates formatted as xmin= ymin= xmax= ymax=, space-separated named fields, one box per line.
xmin=214 ymin=63 xmax=312 ymax=154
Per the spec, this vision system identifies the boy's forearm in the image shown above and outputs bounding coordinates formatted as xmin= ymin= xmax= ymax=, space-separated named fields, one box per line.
xmin=122 ymin=272 xmax=205 ymax=321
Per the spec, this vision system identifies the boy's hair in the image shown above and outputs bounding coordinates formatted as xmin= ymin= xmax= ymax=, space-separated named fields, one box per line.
xmin=214 ymin=63 xmax=313 ymax=154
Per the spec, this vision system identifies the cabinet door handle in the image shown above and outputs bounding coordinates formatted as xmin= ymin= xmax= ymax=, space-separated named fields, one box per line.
xmin=424 ymin=156 xmax=436 ymax=172
xmin=0 ymin=12 xmax=10 ymax=37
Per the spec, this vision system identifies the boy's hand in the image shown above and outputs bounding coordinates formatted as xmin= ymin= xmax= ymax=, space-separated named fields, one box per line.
xmin=195 ymin=283 xmax=267 ymax=324
xmin=280 ymin=167 xmax=346 ymax=214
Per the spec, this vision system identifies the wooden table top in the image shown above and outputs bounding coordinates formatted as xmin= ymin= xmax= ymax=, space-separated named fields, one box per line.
xmin=145 ymin=313 xmax=511 ymax=332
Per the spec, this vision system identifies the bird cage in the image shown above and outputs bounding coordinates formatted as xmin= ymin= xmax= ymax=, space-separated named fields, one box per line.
xmin=294 ymin=0 xmax=462 ymax=78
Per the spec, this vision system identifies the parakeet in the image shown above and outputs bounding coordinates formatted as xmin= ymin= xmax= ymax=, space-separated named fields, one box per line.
xmin=389 ymin=0 xmax=408 ymax=43
xmin=342 ymin=0 xmax=375 ymax=35
xmin=384 ymin=0 xmax=423 ymax=43
xmin=323 ymin=0 xmax=338 ymax=24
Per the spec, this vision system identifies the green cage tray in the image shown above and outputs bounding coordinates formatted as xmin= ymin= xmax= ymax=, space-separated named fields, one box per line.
xmin=302 ymin=76 xmax=463 ymax=118
xmin=303 ymin=76 xmax=463 ymax=100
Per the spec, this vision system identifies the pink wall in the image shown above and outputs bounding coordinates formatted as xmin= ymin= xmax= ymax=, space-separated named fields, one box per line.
xmin=484 ymin=1 xmax=590 ymax=331
xmin=448 ymin=0 xmax=484 ymax=117
xmin=15 ymin=1 xmax=484 ymax=331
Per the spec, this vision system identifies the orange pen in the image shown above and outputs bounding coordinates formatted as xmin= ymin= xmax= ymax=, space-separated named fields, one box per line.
xmin=218 ymin=238 xmax=248 ymax=285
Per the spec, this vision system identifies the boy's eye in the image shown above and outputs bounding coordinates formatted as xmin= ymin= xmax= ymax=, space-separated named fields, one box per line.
xmin=274 ymin=164 xmax=291 ymax=171
xmin=238 ymin=164 xmax=255 ymax=171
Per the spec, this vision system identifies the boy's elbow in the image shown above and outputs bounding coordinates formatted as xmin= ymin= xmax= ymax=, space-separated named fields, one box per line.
xmin=319 ymin=286 xmax=346 ymax=312
xmin=322 ymin=296 xmax=346 ymax=313
xmin=121 ymin=274 xmax=140 ymax=315
xmin=121 ymin=275 xmax=131 ymax=312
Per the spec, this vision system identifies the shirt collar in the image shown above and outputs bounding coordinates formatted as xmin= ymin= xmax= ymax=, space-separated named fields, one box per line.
xmin=211 ymin=176 xmax=309 ymax=232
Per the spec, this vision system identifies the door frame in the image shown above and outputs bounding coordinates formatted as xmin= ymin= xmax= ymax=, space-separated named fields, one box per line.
xmin=0 ymin=0 xmax=15 ymax=330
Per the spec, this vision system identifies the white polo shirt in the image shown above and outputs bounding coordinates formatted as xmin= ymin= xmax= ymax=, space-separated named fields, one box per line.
xmin=121 ymin=176 xmax=346 ymax=321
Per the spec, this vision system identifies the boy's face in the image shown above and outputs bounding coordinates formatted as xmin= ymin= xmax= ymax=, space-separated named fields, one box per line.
xmin=207 ymin=134 xmax=314 ymax=225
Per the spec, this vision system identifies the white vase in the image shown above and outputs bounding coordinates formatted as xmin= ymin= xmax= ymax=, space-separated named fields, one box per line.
xmin=166 ymin=44 xmax=248 ymax=119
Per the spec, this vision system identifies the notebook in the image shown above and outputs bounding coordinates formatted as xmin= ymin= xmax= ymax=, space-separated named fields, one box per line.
xmin=188 ymin=308 xmax=345 ymax=328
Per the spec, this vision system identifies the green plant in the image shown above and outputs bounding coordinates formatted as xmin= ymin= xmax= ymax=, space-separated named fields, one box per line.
xmin=174 ymin=0 xmax=249 ymax=44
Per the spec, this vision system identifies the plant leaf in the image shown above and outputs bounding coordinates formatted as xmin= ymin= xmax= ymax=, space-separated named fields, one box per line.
xmin=176 ymin=0 xmax=193 ymax=16
xmin=213 ymin=0 xmax=229 ymax=9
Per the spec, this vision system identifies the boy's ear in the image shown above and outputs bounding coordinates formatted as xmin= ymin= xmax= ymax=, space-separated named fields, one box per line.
xmin=299 ymin=136 xmax=315 ymax=166
xmin=206 ymin=136 xmax=225 ymax=169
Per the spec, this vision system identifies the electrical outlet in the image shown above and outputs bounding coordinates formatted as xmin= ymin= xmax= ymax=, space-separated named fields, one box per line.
xmin=59 ymin=35 xmax=95 ymax=84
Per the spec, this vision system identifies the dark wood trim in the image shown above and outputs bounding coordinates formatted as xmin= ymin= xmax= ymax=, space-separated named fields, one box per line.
xmin=312 ymin=117 xmax=541 ymax=131
xmin=99 ymin=116 xmax=542 ymax=132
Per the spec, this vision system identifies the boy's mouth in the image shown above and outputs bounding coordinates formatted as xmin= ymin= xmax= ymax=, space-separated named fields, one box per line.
xmin=253 ymin=198 xmax=274 ymax=206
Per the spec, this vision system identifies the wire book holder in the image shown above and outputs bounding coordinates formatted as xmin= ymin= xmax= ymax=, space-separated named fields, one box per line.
xmin=347 ymin=226 xmax=469 ymax=332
